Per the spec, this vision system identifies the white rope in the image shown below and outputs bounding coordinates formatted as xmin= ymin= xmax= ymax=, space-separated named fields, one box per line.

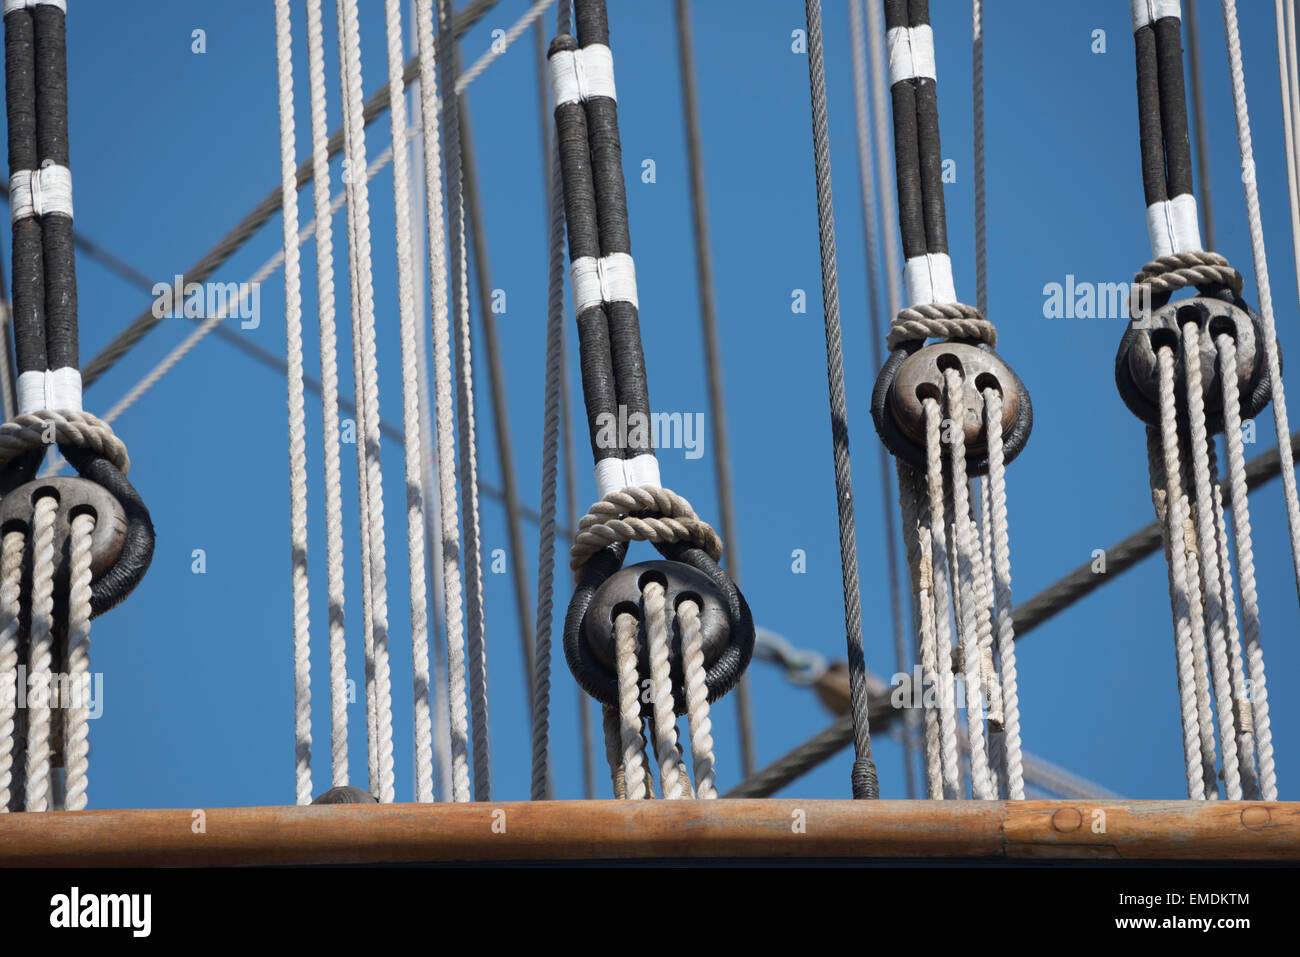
xmin=1180 ymin=323 xmax=1242 ymax=799
xmin=644 ymin=580 xmax=684 ymax=800
xmin=62 ymin=511 xmax=93 ymax=811
xmin=436 ymin=0 xmax=492 ymax=803
xmin=416 ymin=0 xmax=470 ymax=803
xmin=337 ymin=0 xmax=396 ymax=805
xmin=614 ymin=611 xmax=649 ymax=800
xmin=678 ymin=598 xmax=717 ymax=799
xmin=942 ymin=368 xmax=996 ymax=800
xmin=982 ymin=387 xmax=1024 ymax=799
xmin=898 ymin=462 xmax=943 ymax=798
xmin=1150 ymin=352 xmax=1208 ymax=799
xmin=0 ymin=530 xmax=23 ymax=811
xmin=23 ymin=494 xmax=57 ymax=812
xmin=1177 ymin=448 xmax=1220 ymax=795
xmin=382 ymin=0 xmax=436 ymax=805
xmin=272 ymin=0 xmax=314 ymax=808
xmin=1274 ymin=0 xmax=1300 ymax=325
xmin=1220 ymin=0 xmax=1300 ymax=604
xmin=1206 ymin=439 xmax=1259 ymax=798
xmin=922 ymin=401 xmax=960 ymax=798
xmin=305 ymin=0 xmax=351 ymax=791
xmin=1216 ymin=333 xmax=1276 ymax=798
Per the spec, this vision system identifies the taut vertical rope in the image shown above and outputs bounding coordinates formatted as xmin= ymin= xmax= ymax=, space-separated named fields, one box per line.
xmin=0 ymin=529 xmax=21 ymax=812
xmin=22 ymin=493 xmax=55 ymax=812
xmin=61 ymin=510 xmax=92 ymax=810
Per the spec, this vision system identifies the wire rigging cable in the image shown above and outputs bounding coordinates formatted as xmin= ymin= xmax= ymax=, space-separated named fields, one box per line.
xmin=550 ymin=0 xmax=753 ymax=802
xmin=868 ymin=0 xmax=1031 ymax=800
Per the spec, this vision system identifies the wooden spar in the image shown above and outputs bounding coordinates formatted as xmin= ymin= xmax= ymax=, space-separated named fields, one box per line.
xmin=0 ymin=800 xmax=1294 ymax=866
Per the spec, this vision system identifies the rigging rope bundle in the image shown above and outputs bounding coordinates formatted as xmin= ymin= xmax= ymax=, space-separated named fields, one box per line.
xmin=1114 ymin=0 xmax=1282 ymax=801
xmin=545 ymin=0 xmax=753 ymax=802
xmin=0 ymin=0 xmax=154 ymax=813
xmin=865 ymin=0 xmax=1030 ymax=800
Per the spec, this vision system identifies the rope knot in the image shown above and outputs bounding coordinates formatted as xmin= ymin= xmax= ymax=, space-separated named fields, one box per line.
xmin=0 ymin=409 xmax=130 ymax=475
xmin=1129 ymin=250 xmax=1244 ymax=319
xmin=569 ymin=485 xmax=722 ymax=571
xmin=886 ymin=301 xmax=997 ymax=351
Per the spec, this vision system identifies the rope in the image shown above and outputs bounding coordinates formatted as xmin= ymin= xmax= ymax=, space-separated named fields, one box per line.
xmin=644 ymin=580 xmax=684 ymax=800
xmin=530 ymin=132 xmax=567 ymax=801
xmin=1180 ymin=322 xmax=1242 ymax=800
xmin=337 ymin=0 xmax=396 ymax=805
xmin=678 ymin=598 xmax=717 ymax=798
xmin=1215 ymin=332 xmax=1276 ymax=799
xmin=272 ymin=0 xmax=314 ymax=808
xmin=848 ymin=0 xmax=916 ymax=798
xmin=438 ymin=0 xmax=492 ymax=803
xmin=569 ymin=486 xmax=721 ymax=570
xmin=898 ymin=462 xmax=943 ymax=797
xmin=381 ymin=0 xmax=436 ymax=804
xmin=305 ymin=0 xmax=350 ymax=791
xmin=62 ymin=510 xmax=93 ymax=810
xmin=942 ymin=369 xmax=995 ymax=800
xmin=887 ymin=302 xmax=996 ymax=350
xmin=1185 ymin=0 xmax=1217 ymax=249
xmin=803 ymin=0 xmax=878 ymax=800
xmin=673 ymin=0 xmax=755 ymax=781
xmin=982 ymin=387 xmax=1023 ymax=799
xmin=613 ymin=610 xmax=649 ymax=800
xmin=1148 ymin=353 xmax=1208 ymax=800
xmin=1275 ymin=0 xmax=1300 ymax=327
xmin=922 ymin=403 xmax=961 ymax=798
xmin=415 ymin=0 xmax=470 ymax=804
xmin=22 ymin=493 xmax=56 ymax=812
xmin=459 ymin=97 xmax=536 ymax=722
xmin=1219 ymin=0 xmax=1300 ymax=615
xmin=0 ymin=530 xmax=23 ymax=811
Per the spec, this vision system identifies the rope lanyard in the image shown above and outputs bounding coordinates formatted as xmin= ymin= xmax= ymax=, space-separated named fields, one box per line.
xmin=867 ymin=0 xmax=1030 ymax=800
xmin=0 ymin=0 xmax=154 ymax=813
xmin=1114 ymin=0 xmax=1278 ymax=801
xmin=547 ymin=0 xmax=753 ymax=801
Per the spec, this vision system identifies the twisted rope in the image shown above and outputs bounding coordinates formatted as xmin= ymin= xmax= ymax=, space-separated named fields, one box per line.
xmin=898 ymin=462 xmax=943 ymax=798
xmin=613 ymin=610 xmax=648 ymax=800
xmin=62 ymin=511 xmax=93 ymax=811
xmin=416 ymin=0 xmax=471 ymax=803
xmin=922 ymin=401 xmax=961 ymax=798
xmin=1216 ymin=332 xmax=1276 ymax=799
xmin=569 ymin=486 xmax=721 ymax=571
xmin=0 ymin=410 xmax=128 ymax=475
xmin=887 ymin=301 xmax=997 ymax=350
xmin=305 ymin=0 xmax=350 ymax=792
xmin=982 ymin=387 xmax=1024 ymax=799
xmin=1221 ymin=0 xmax=1300 ymax=651
xmin=1128 ymin=250 xmax=1244 ymax=318
xmin=23 ymin=494 xmax=57 ymax=812
xmin=644 ymin=580 xmax=684 ymax=800
xmin=678 ymin=598 xmax=717 ymax=799
xmin=273 ymin=0 xmax=314 ymax=808
xmin=1181 ymin=322 xmax=1243 ymax=800
xmin=0 ymin=530 xmax=24 ymax=811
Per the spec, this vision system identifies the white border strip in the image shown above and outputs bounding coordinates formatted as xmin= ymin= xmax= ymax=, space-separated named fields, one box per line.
xmin=886 ymin=25 xmax=936 ymax=85
xmin=1130 ymin=0 xmax=1182 ymax=30
xmin=549 ymin=44 xmax=617 ymax=108
xmin=9 ymin=165 xmax=73 ymax=222
xmin=3 ymin=0 xmax=66 ymax=14
xmin=17 ymin=366 xmax=82 ymax=414
xmin=902 ymin=252 xmax=957 ymax=307
xmin=1146 ymin=194 xmax=1203 ymax=257
xmin=594 ymin=452 xmax=662 ymax=500
xmin=571 ymin=252 xmax=638 ymax=314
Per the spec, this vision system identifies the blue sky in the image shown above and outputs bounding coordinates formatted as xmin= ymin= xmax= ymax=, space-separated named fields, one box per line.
xmin=18 ymin=0 xmax=1300 ymax=808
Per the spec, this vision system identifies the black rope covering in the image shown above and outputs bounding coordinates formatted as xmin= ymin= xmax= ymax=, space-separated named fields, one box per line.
xmin=551 ymin=0 xmax=753 ymax=722
xmin=870 ymin=0 xmax=1031 ymax=472
xmin=2 ymin=1 xmax=153 ymax=614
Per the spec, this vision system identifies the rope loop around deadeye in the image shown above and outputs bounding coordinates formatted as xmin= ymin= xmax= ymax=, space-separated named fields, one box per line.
xmin=0 ymin=410 xmax=153 ymax=617
xmin=562 ymin=485 xmax=754 ymax=711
